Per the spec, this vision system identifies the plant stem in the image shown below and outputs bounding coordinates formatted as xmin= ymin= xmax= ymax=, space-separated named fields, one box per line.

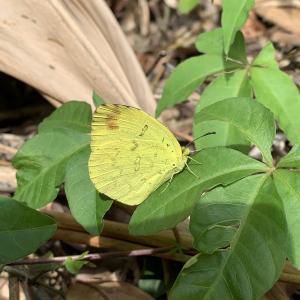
xmin=8 ymin=247 xmax=173 ymax=266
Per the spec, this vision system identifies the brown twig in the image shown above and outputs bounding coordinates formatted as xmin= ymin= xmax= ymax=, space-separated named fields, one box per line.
xmin=9 ymin=247 xmax=173 ymax=266
xmin=279 ymin=272 xmax=300 ymax=284
xmin=8 ymin=274 xmax=20 ymax=300
xmin=43 ymin=210 xmax=193 ymax=251
xmin=52 ymin=229 xmax=191 ymax=262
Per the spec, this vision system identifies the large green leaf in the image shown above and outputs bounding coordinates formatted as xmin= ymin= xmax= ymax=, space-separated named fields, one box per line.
xmin=65 ymin=148 xmax=112 ymax=235
xmin=273 ymin=169 xmax=300 ymax=269
xmin=0 ymin=196 xmax=57 ymax=264
xmin=38 ymin=101 xmax=91 ymax=133
xmin=194 ymin=70 xmax=252 ymax=150
xmin=221 ymin=0 xmax=254 ymax=55
xmin=195 ymin=97 xmax=275 ymax=166
xmin=251 ymin=44 xmax=300 ymax=145
xmin=129 ymin=147 xmax=267 ymax=235
xmin=196 ymin=29 xmax=247 ymax=63
xmin=156 ymin=54 xmax=239 ymax=116
xmin=13 ymin=129 xmax=89 ymax=208
xmin=278 ymin=145 xmax=300 ymax=168
xmin=13 ymin=102 xmax=92 ymax=208
xmin=171 ymin=175 xmax=287 ymax=299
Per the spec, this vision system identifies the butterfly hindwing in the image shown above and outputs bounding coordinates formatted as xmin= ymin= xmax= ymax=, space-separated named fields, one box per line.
xmin=88 ymin=105 xmax=187 ymax=205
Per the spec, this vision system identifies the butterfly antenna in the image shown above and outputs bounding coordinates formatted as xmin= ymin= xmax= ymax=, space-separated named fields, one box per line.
xmin=185 ymin=131 xmax=216 ymax=148
xmin=185 ymin=162 xmax=199 ymax=179
xmin=189 ymin=149 xmax=202 ymax=154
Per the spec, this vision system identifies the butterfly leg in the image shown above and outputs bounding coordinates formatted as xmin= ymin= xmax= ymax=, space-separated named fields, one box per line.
xmin=160 ymin=174 xmax=175 ymax=194
xmin=185 ymin=162 xmax=199 ymax=179
xmin=188 ymin=156 xmax=202 ymax=165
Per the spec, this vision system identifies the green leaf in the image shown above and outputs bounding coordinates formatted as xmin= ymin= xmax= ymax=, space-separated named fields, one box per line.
xmin=92 ymin=91 xmax=105 ymax=107
xmin=251 ymin=65 xmax=300 ymax=145
xmin=278 ymin=145 xmax=300 ymax=168
xmin=196 ymin=29 xmax=247 ymax=63
xmin=156 ymin=54 xmax=239 ymax=116
xmin=129 ymin=147 xmax=267 ymax=235
xmin=38 ymin=101 xmax=91 ymax=134
xmin=171 ymin=176 xmax=287 ymax=300
xmin=13 ymin=129 xmax=90 ymax=208
xmin=65 ymin=148 xmax=112 ymax=235
xmin=195 ymin=97 xmax=275 ymax=166
xmin=194 ymin=70 xmax=252 ymax=150
xmin=178 ymin=0 xmax=199 ymax=14
xmin=273 ymin=169 xmax=300 ymax=269
xmin=0 ymin=196 xmax=57 ymax=264
xmin=195 ymin=28 xmax=224 ymax=55
xmin=64 ymin=251 xmax=89 ymax=274
xmin=221 ymin=0 xmax=254 ymax=55
xmin=252 ymin=43 xmax=278 ymax=69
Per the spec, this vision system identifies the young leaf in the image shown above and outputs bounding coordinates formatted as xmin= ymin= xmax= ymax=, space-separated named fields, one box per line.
xmin=172 ymin=176 xmax=287 ymax=300
xmin=221 ymin=0 xmax=254 ymax=55
xmin=64 ymin=251 xmax=89 ymax=274
xmin=129 ymin=147 xmax=267 ymax=235
xmin=65 ymin=148 xmax=112 ymax=235
xmin=273 ymin=170 xmax=300 ymax=269
xmin=194 ymin=70 xmax=252 ymax=150
xmin=0 ymin=196 xmax=57 ymax=264
xmin=13 ymin=129 xmax=90 ymax=208
xmin=277 ymin=145 xmax=300 ymax=168
xmin=156 ymin=54 xmax=239 ymax=116
xmin=92 ymin=91 xmax=105 ymax=107
xmin=196 ymin=29 xmax=247 ymax=63
xmin=251 ymin=65 xmax=300 ymax=145
xmin=178 ymin=0 xmax=199 ymax=14
xmin=195 ymin=97 xmax=275 ymax=166
xmin=38 ymin=101 xmax=91 ymax=134
xmin=251 ymin=43 xmax=278 ymax=69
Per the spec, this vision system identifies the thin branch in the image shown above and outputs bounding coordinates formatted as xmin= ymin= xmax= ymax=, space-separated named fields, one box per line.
xmin=8 ymin=247 xmax=173 ymax=266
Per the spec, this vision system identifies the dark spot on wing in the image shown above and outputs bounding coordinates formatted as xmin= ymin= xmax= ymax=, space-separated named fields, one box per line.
xmin=135 ymin=156 xmax=141 ymax=171
xmin=162 ymin=137 xmax=165 ymax=143
xmin=167 ymin=143 xmax=170 ymax=147
xmin=139 ymin=124 xmax=148 ymax=136
xmin=105 ymin=107 xmax=120 ymax=130
xmin=131 ymin=141 xmax=138 ymax=151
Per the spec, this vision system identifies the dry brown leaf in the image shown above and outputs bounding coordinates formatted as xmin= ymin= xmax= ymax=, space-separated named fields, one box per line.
xmin=0 ymin=165 xmax=16 ymax=193
xmin=0 ymin=0 xmax=155 ymax=114
xmin=0 ymin=275 xmax=26 ymax=300
xmin=256 ymin=1 xmax=300 ymax=35
xmin=66 ymin=281 xmax=154 ymax=300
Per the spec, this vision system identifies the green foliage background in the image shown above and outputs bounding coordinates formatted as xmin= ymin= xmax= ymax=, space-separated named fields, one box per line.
xmin=6 ymin=0 xmax=300 ymax=299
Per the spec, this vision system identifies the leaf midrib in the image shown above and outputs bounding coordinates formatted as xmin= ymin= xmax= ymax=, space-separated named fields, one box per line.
xmin=16 ymin=143 xmax=89 ymax=199
xmin=251 ymin=68 xmax=300 ymax=136
xmin=198 ymin=110 xmax=272 ymax=165
xmin=202 ymin=174 xmax=268 ymax=300
xmin=137 ymin=160 xmax=266 ymax=233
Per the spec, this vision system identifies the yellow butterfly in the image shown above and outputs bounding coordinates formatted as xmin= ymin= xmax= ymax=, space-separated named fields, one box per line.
xmin=88 ymin=104 xmax=190 ymax=206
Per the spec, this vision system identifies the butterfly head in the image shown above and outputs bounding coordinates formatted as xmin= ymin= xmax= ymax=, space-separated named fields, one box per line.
xmin=181 ymin=147 xmax=190 ymax=159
